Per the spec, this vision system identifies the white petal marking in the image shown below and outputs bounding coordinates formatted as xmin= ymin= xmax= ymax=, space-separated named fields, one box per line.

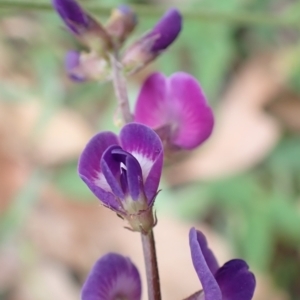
xmin=94 ymin=172 xmax=112 ymax=192
xmin=131 ymin=151 xmax=154 ymax=181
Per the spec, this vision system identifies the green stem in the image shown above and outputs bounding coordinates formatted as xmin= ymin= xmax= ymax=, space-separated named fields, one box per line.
xmin=0 ymin=0 xmax=299 ymax=28
xmin=141 ymin=230 xmax=161 ymax=300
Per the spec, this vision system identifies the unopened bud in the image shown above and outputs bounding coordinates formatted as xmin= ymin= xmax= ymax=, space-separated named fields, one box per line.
xmin=52 ymin=0 xmax=89 ymax=35
xmin=52 ymin=0 xmax=112 ymax=52
xmin=65 ymin=50 xmax=110 ymax=82
xmin=106 ymin=5 xmax=137 ymax=47
xmin=65 ymin=50 xmax=86 ymax=82
xmin=122 ymin=8 xmax=182 ymax=74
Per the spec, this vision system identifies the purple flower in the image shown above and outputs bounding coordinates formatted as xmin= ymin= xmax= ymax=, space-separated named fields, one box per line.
xmin=188 ymin=228 xmax=256 ymax=300
xmin=122 ymin=8 xmax=182 ymax=73
xmin=78 ymin=123 xmax=163 ymax=232
xmin=134 ymin=72 xmax=214 ymax=151
xmin=52 ymin=0 xmax=90 ymax=35
xmin=82 ymin=253 xmax=141 ymax=300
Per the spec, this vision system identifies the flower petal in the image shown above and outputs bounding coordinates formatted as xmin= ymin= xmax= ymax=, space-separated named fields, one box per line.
xmin=119 ymin=123 xmax=163 ymax=203
xmin=52 ymin=0 xmax=89 ymax=34
xmin=65 ymin=50 xmax=86 ymax=82
xmin=112 ymin=148 xmax=143 ymax=201
xmin=168 ymin=72 xmax=214 ymax=149
xmin=189 ymin=228 xmax=222 ymax=300
xmin=82 ymin=253 xmax=142 ymax=300
xmin=134 ymin=73 xmax=168 ymax=129
xmin=195 ymin=230 xmax=219 ymax=276
xmin=101 ymin=145 xmax=125 ymax=200
xmin=78 ymin=132 xmax=121 ymax=210
xmin=215 ymin=259 xmax=256 ymax=300
xmin=134 ymin=72 xmax=214 ymax=150
xmin=148 ymin=8 xmax=182 ymax=53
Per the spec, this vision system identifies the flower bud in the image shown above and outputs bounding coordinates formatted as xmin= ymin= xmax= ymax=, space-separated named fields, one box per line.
xmin=52 ymin=0 xmax=112 ymax=52
xmin=65 ymin=50 xmax=110 ymax=82
xmin=65 ymin=50 xmax=86 ymax=82
xmin=106 ymin=5 xmax=137 ymax=47
xmin=122 ymin=8 xmax=182 ymax=74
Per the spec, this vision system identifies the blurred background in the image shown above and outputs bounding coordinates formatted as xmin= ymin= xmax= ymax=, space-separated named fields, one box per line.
xmin=0 ymin=0 xmax=300 ymax=299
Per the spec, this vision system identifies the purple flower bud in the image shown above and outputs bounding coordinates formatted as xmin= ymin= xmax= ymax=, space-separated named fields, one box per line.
xmin=122 ymin=8 xmax=182 ymax=74
xmin=134 ymin=72 xmax=214 ymax=151
xmin=65 ymin=50 xmax=86 ymax=82
xmin=188 ymin=228 xmax=256 ymax=300
xmin=64 ymin=50 xmax=112 ymax=82
xmin=52 ymin=0 xmax=112 ymax=51
xmin=52 ymin=0 xmax=90 ymax=35
xmin=106 ymin=4 xmax=137 ymax=45
xmin=82 ymin=253 xmax=141 ymax=300
xmin=147 ymin=8 xmax=182 ymax=53
xmin=78 ymin=123 xmax=163 ymax=232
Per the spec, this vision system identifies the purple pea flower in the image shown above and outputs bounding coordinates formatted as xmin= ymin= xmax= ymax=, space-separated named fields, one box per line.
xmin=122 ymin=8 xmax=182 ymax=73
xmin=82 ymin=253 xmax=141 ymax=300
xmin=78 ymin=123 xmax=163 ymax=232
xmin=188 ymin=228 xmax=256 ymax=300
xmin=134 ymin=72 xmax=214 ymax=151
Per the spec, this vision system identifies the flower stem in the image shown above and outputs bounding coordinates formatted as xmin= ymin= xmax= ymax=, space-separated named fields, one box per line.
xmin=141 ymin=230 xmax=161 ymax=300
xmin=110 ymin=50 xmax=133 ymax=124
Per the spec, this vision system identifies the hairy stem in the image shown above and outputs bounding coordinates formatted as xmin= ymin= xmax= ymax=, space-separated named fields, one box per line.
xmin=110 ymin=50 xmax=133 ymax=124
xmin=141 ymin=230 xmax=161 ymax=300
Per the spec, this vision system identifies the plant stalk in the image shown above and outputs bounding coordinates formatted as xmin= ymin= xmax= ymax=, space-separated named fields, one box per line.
xmin=110 ymin=50 xmax=132 ymax=124
xmin=141 ymin=230 xmax=161 ymax=300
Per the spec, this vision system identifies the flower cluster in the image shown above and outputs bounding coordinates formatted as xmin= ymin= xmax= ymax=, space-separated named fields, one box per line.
xmin=52 ymin=0 xmax=181 ymax=81
xmin=52 ymin=1 xmax=256 ymax=299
